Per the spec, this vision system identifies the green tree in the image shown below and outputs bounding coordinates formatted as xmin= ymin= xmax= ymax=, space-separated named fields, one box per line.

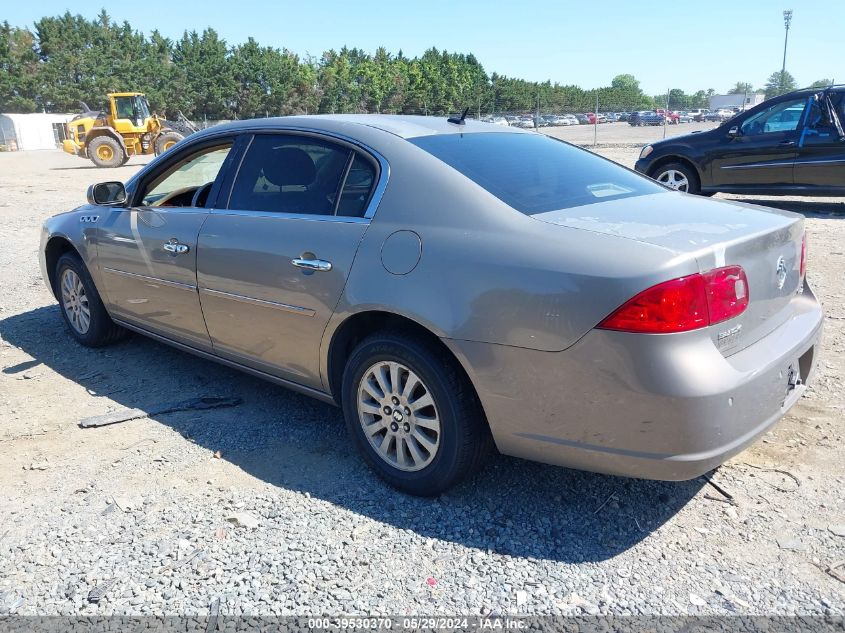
xmin=764 ymin=70 xmax=797 ymax=99
xmin=728 ymin=82 xmax=754 ymax=94
xmin=172 ymin=28 xmax=236 ymax=120
xmin=0 ymin=21 xmax=40 ymax=112
xmin=809 ymin=78 xmax=834 ymax=88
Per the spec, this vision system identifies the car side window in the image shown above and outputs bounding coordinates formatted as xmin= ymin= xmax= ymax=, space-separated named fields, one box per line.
xmin=740 ymin=99 xmax=807 ymax=136
xmin=141 ymin=145 xmax=232 ymax=208
xmin=336 ymin=154 xmax=377 ymax=217
xmin=228 ymin=134 xmax=363 ymax=216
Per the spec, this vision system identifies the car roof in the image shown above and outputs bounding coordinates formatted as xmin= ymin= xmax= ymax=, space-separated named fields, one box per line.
xmin=192 ymin=114 xmax=530 ymax=141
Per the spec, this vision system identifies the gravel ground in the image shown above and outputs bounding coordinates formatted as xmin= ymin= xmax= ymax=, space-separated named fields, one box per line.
xmin=0 ymin=147 xmax=843 ymax=618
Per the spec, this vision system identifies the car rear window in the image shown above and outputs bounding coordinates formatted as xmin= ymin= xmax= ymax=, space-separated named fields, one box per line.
xmin=409 ymin=132 xmax=663 ymax=215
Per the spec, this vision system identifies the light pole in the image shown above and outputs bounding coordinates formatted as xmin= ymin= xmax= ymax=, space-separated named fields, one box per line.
xmin=781 ymin=9 xmax=793 ymax=94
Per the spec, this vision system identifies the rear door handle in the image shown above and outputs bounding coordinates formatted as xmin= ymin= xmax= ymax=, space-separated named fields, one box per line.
xmin=292 ymin=258 xmax=332 ymax=272
xmin=163 ymin=240 xmax=189 ymax=254
xmin=779 ymin=140 xmax=796 ymax=146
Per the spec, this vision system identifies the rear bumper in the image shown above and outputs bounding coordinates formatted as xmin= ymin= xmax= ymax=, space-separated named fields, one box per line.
xmin=445 ymin=283 xmax=823 ymax=480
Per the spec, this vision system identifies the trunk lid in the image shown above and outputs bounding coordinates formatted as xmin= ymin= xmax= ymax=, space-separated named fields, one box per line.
xmin=533 ymin=192 xmax=804 ymax=354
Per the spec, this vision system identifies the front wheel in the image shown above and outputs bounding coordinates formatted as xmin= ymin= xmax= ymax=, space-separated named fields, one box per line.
xmin=155 ymin=131 xmax=184 ymax=155
xmin=87 ymin=136 xmax=124 ymax=168
xmin=652 ymin=162 xmax=700 ymax=194
xmin=55 ymin=253 xmax=126 ymax=347
xmin=341 ymin=332 xmax=490 ymax=496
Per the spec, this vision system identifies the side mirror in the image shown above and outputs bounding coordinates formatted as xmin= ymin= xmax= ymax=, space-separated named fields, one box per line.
xmin=87 ymin=181 xmax=127 ymax=206
xmin=727 ymin=126 xmax=741 ymax=138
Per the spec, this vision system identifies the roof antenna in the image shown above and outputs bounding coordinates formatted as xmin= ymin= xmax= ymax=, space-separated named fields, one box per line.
xmin=447 ymin=107 xmax=469 ymax=125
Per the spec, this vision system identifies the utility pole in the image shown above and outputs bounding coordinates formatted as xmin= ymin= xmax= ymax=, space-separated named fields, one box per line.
xmin=663 ymin=88 xmax=669 ymax=139
xmin=781 ymin=9 xmax=793 ymax=94
xmin=593 ymin=92 xmax=598 ymax=146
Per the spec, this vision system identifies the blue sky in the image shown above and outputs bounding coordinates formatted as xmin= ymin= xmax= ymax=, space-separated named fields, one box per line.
xmin=5 ymin=0 xmax=842 ymax=95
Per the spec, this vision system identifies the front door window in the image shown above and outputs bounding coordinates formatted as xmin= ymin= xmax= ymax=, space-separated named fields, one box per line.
xmin=740 ymin=99 xmax=807 ymax=135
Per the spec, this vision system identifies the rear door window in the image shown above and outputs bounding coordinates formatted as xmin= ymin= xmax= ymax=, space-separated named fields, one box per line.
xmin=409 ymin=132 xmax=664 ymax=214
xmin=227 ymin=134 xmax=377 ymax=217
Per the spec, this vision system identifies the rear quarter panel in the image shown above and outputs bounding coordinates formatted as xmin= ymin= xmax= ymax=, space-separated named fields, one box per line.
xmin=325 ymin=139 xmax=701 ymax=356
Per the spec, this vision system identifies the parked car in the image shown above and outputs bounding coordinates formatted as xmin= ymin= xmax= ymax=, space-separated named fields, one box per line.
xmin=575 ymin=113 xmax=590 ymax=124
xmin=41 ymin=114 xmax=820 ymax=495
xmin=705 ymin=109 xmax=736 ymax=122
xmin=655 ymin=109 xmax=680 ymax=124
xmin=491 ymin=117 xmax=509 ymax=126
xmin=674 ymin=111 xmax=693 ymax=123
xmin=512 ymin=117 xmax=534 ymax=129
xmin=687 ymin=108 xmax=710 ymax=122
xmin=584 ymin=112 xmax=608 ymax=124
xmin=616 ymin=112 xmax=630 ymax=122
xmin=628 ymin=111 xmax=664 ymax=126
xmin=602 ymin=112 xmax=619 ymax=122
xmin=636 ymin=86 xmax=845 ymax=196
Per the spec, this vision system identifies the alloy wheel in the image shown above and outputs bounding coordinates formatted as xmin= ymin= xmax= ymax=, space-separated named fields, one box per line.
xmin=657 ymin=169 xmax=690 ymax=192
xmin=357 ymin=361 xmax=441 ymax=472
xmin=60 ymin=268 xmax=91 ymax=334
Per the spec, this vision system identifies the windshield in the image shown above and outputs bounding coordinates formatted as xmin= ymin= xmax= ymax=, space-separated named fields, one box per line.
xmin=136 ymin=96 xmax=151 ymax=120
xmin=409 ymin=132 xmax=664 ymax=214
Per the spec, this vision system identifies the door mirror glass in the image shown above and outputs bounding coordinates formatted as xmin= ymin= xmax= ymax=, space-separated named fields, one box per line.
xmin=87 ymin=181 xmax=126 ymax=206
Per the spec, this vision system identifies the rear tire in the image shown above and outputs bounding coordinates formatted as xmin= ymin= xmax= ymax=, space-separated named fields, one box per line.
xmin=341 ymin=331 xmax=490 ymax=496
xmin=651 ymin=161 xmax=701 ymax=195
xmin=55 ymin=253 xmax=126 ymax=347
xmin=155 ymin=131 xmax=184 ymax=155
xmin=88 ymin=136 xmax=124 ymax=168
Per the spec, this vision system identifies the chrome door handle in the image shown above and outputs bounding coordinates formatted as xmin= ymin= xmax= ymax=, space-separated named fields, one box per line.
xmin=292 ymin=258 xmax=332 ymax=272
xmin=163 ymin=240 xmax=189 ymax=254
xmin=779 ymin=140 xmax=796 ymax=146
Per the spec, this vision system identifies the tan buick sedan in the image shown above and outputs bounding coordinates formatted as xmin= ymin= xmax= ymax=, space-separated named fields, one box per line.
xmin=40 ymin=115 xmax=822 ymax=495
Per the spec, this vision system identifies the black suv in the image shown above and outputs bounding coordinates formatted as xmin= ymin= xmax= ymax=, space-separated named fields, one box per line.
xmin=635 ymin=86 xmax=845 ymax=196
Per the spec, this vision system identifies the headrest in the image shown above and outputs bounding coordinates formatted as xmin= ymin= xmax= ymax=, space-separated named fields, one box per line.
xmin=261 ymin=147 xmax=316 ymax=186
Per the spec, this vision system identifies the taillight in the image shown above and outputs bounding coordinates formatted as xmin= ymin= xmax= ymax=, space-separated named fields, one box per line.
xmin=703 ymin=265 xmax=748 ymax=324
xmin=799 ymin=233 xmax=807 ymax=280
xmin=598 ymin=265 xmax=749 ymax=334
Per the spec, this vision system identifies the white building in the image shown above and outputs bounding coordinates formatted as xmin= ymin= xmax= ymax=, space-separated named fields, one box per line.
xmin=709 ymin=92 xmax=767 ymax=111
xmin=0 ymin=113 xmax=75 ymax=151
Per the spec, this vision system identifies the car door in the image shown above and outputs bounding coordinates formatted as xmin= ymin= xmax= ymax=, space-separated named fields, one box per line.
xmin=793 ymin=93 xmax=845 ymax=189
xmin=196 ymin=132 xmax=382 ymax=389
xmin=96 ymin=138 xmax=236 ymax=350
xmin=709 ymin=96 xmax=808 ymax=188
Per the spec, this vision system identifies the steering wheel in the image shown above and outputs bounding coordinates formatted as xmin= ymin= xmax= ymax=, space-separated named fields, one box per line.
xmin=191 ymin=182 xmax=213 ymax=208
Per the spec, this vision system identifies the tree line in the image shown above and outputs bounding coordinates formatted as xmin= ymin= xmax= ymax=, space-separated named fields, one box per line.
xmin=0 ymin=11 xmax=831 ymax=120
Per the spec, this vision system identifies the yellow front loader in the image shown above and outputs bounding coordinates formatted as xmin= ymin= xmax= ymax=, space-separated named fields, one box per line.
xmin=62 ymin=92 xmax=196 ymax=168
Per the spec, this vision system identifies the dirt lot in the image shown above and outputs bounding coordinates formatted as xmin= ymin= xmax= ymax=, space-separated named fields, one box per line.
xmin=0 ymin=144 xmax=843 ymax=618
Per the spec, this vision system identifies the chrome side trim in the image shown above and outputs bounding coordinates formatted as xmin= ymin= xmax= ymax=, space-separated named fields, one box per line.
xmin=199 ymin=287 xmax=316 ymax=317
xmin=793 ymin=158 xmax=845 ymax=166
xmin=211 ymin=209 xmax=370 ymax=223
xmin=720 ymin=161 xmax=793 ymax=170
xmin=102 ymin=267 xmax=197 ymax=291
xmin=112 ymin=317 xmax=337 ymax=405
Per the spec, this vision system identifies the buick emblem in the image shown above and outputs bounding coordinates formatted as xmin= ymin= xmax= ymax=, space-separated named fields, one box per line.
xmin=775 ymin=256 xmax=787 ymax=290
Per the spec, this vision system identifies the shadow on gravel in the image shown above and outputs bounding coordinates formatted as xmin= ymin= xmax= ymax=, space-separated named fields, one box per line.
xmin=1 ymin=305 xmax=704 ymax=563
